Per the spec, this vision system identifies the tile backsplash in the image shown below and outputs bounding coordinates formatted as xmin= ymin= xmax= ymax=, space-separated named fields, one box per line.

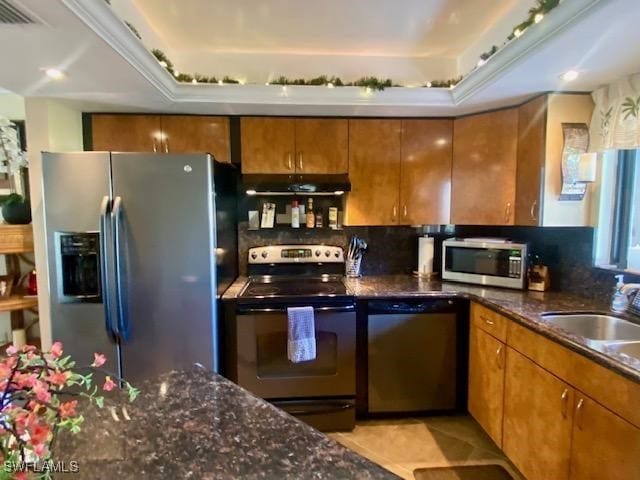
xmin=237 ymin=221 xmax=640 ymax=298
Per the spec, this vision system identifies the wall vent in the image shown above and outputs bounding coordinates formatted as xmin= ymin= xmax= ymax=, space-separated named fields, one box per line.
xmin=0 ymin=0 xmax=35 ymax=24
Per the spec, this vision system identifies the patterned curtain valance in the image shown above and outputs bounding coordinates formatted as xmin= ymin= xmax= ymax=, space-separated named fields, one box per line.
xmin=590 ymin=72 xmax=640 ymax=152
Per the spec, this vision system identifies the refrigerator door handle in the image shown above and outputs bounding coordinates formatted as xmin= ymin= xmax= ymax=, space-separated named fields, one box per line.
xmin=112 ymin=196 xmax=130 ymax=342
xmin=99 ymin=196 xmax=116 ymax=339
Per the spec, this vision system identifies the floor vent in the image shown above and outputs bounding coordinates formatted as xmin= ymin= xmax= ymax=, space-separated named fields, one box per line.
xmin=0 ymin=0 xmax=35 ymax=24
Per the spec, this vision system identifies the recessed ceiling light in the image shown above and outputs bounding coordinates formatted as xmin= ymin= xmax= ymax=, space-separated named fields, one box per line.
xmin=561 ymin=70 xmax=579 ymax=82
xmin=477 ymin=58 xmax=487 ymax=68
xmin=44 ymin=68 xmax=64 ymax=80
xmin=534 ymin=13 xmax=544 ymax=23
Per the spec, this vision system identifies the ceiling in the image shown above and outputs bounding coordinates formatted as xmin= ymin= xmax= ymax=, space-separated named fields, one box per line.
xmin=131 ymin=0 xmax=520 ymax=57
xmin=0 ymin=0 xmax=639 ymax=116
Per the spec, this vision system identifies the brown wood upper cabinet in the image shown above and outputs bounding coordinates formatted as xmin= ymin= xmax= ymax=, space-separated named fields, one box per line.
xmin=345 ymin=119 xmax=401 ymax=226
xmin=515 ymin=96 xmax=546 ymax=225
xmin=400 ymin=119 xmax=452 ymax=225
xmin=346 ymin=119 xmax=452 ymax=226
xmin=240 ymin=117 xmax=348 ymax=174
xmin=91 ymin=114 xmax=162 ymax=152
xmin=90 ymin=114 xmax=231 ymax=162
xmin=451 ymin=108 xmax=518 ymax=225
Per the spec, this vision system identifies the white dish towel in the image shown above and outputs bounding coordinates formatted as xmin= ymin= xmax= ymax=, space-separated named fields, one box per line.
xmin=287 ymin=306 xmax=316 ymax=363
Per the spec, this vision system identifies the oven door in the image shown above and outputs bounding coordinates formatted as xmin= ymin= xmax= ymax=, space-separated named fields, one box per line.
xmin=235 ymin=305 xmax=356 ymax=399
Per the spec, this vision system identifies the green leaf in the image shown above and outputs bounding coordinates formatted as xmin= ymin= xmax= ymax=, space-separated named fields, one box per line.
xmin=94 ymin=396 xmax=104 ymax=408
xmin=126 ymin=383 xmax=140 ymax=402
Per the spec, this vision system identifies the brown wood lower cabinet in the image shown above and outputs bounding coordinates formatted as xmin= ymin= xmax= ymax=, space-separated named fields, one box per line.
xmin=468 ymin=325 xmax=505 ymax=447
xmin=467 ymin=303 xmax=640 ymax=480
xmin=569 ymin=395 xmax=640 ymax=480
xmin=503 ymin=347 xmax=574 ymax=480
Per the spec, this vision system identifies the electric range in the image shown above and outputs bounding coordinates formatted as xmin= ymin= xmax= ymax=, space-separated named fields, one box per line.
xmin=230 ymin=244 xmax=356 ymax=431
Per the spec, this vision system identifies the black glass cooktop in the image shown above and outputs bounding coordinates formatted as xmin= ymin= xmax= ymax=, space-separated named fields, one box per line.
xmin=239 ymin=276 xmax=347 ymax=299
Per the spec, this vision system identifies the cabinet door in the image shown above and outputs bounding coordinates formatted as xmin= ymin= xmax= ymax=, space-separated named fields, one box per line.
xmin=468 ymin=325 xmax=506 ymax=447
xmin=503 ymin=347 xmax=574 ymax=480
xmin=240 ymin=117 xmax=295 ymax=173
xmin=451 ymin=109 xmax=518 ymax=225
xmin=399 ymin=119 xmax=452 ymax=225
xmin=294 ymin=119 xmax=348 ymax=173
xmin=515 ymin=96 xmax=546 ymax=225
xmin=570 ymin=395 xmax=640 ymax=480
xmin=345 ymin=120 xmax=401 ymax=226
xmin=91 ymin=114 xmax=161 ymax=152
xmin=161 ymin=116 xmax=230 ymax=162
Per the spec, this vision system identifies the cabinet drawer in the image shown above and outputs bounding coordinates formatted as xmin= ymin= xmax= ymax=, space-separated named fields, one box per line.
xmin=508 ymin=321 xmax=640 ymax=430
xmin=471 ymin=303 xmax=508 ymax=342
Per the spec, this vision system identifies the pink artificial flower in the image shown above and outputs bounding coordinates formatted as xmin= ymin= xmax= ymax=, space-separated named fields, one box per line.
xmin=50 ymin=341 xmax=63 ymax=359
xmin=32 ymin=380 xmax=52 ymax=404
xmin=5 ymin=345 xmax=17 ymax=356
xmin=59 ymin=400 xmax=78 ymax=418
xmin=46 ymin=370 xmax=69 ymax=387
xmin=102 ymin=376 xmax=116 ymax=392
xmin=92 ymin=353 xmax=107 ymax=368
xmin=29 ymin=423 xmax=51 ymax=446
xmin=14 ymin=372 xmax=37 ymax=389
xmin=32 ymin=441 xmax=48 ymax=458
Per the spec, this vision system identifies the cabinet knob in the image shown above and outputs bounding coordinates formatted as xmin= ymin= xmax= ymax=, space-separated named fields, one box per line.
xmin=298 ymin=152 xmax=304 ymax=171
xmin=561 ymin=388 xmax=569 ymax=419
xmin=392 ymin=205 xmax=398 ymax=220
xmin=152 ymin=139 xmax=157 ymax=153
xmin=504 ymin=202 xmax=512 ymax=223
xmin=530 ymin=200 xmax=538 ymax=222
xmin=575 ymin=397 xmax=584 ymax=429
xmin=403 ymin=205 xmax=408 ymax=218
xmin=286 ymin=153 xmax=293 ymax=170
xmin=495 ymin=345 xmax=504 ymax=369
xmin=164 ymin=139 xmax=169 ymax=153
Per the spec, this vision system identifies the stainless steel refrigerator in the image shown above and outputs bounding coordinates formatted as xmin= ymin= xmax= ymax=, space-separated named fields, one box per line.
xmin=41 ymin=152 xmax=237 ymax=383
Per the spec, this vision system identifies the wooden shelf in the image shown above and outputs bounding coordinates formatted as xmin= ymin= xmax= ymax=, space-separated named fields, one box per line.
xmin=0 ymin=295 xmax=38 ymax=313
xmin=0 ymin=224 xmax=33 ymax=254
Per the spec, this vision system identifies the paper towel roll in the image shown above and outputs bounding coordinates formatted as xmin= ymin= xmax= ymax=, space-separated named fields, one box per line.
xmin=12 ymin=329 xmax=26 ymax=349
xmin=418 ymin=236 xmax=434 ymax=274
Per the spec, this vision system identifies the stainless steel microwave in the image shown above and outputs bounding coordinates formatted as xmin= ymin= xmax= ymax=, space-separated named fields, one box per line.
xmin=442 ymin=238 xmax=528 ymax=290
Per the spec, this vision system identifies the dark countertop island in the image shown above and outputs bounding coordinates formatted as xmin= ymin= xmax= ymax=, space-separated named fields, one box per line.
xmin=224 ymin=274 xmax=640 ymax=382
xmin=53 ymin=368 xmax=399 ymax=480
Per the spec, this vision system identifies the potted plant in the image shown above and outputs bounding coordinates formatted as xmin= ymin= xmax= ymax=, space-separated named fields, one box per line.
xmin=0 ymin=342 xmax=138 ymax=479
xmin=0 ymin=117 xmax=30 ymax=225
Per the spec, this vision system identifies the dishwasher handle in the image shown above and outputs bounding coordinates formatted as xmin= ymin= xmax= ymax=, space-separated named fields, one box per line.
xmin=368 ymin=299 xmax=457 ymax=314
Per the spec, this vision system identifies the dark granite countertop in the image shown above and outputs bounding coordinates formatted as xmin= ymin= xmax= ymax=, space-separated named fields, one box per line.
xmin=53 ymin=367 xmax=399 ymax=479
xmin=223 ymin=274 xmax=640 ymax=383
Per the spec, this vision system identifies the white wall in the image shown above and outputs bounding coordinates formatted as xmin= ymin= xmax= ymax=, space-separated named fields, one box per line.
xmin=542 ymin=93 xmax=597 ymax=227
xmin=0 ymin=92 xmax=25 ymax=120
xmin=25 ymin=98 xmax=83 ymax=349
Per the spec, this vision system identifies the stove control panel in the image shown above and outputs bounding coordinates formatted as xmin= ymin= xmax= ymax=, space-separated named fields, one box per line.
xmin=248 ymin=245 xmax=344 ymax=264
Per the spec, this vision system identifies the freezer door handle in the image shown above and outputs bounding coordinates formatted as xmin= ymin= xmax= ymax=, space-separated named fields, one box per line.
xmin=99 ymin=196 xmax=116 ymax=339
xmin=112 ymin=196 xmax=130 ymax=342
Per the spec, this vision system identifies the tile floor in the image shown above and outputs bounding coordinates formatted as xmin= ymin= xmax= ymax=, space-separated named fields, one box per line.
xmin=328 ymin=415 xmax=522 ymax=480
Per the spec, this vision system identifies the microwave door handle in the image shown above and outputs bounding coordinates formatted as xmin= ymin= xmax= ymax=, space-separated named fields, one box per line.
xmin=112 ymin=196 xmax=130 ymax=342
xmin=99 ymin=196 xmax=116 ymax=339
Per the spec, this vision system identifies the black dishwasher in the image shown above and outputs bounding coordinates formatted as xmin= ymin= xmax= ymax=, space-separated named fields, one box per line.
xmin=366 ymin=298 xmax=468 ymax=414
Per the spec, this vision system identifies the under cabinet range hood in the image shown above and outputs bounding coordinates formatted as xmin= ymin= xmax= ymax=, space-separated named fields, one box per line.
xmin=242 ymin=174 xmax=351 ymax=195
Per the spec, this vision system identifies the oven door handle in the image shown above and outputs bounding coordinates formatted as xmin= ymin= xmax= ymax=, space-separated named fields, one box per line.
xmin=237 ymin=305 xmax=355 ymax=314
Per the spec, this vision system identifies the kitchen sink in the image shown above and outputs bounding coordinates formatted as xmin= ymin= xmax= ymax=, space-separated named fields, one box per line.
xmin=604 ymin=341 xmax=640 ymax=360
xmin=540 ymin=313 xmax=640 ymax=342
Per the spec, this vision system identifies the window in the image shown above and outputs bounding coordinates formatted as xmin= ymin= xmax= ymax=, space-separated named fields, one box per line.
xmin=595 ymin=149 xmax=640 ymax=272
